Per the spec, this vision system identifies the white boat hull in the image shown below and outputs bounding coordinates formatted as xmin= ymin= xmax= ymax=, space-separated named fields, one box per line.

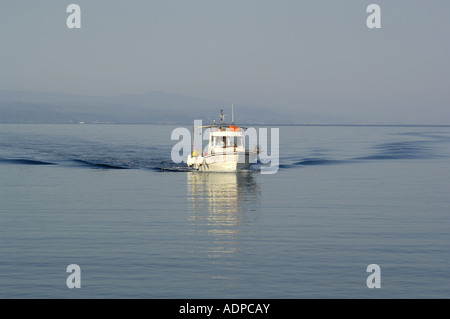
xmin=187 ymin=151 xmax=258 ymax=172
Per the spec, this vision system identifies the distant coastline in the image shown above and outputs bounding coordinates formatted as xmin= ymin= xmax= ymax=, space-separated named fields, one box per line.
xmin=1 ymin=90 xmax=447 ymax=126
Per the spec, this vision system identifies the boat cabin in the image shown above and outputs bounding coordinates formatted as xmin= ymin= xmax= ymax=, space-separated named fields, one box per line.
xmin=206 ymin=125 xmax=245 ymax=156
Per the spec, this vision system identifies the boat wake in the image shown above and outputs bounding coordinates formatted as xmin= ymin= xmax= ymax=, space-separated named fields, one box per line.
xmin=279 ymin=137 xmax=445 ymax=170
xmin=71 ymin=159 xmax=129 ymax=169
xmin=0 ymin=158 xmax=56 ymax=166
xmin=1 ymin=130 xmax=448 ymax=172
xmin=0 ymin=156 xmax=189 ymax=172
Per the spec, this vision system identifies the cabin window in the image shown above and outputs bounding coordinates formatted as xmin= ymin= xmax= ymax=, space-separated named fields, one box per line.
xmin=229 ymin=137 xmax=238 ymax=147
xmin=213 ymin=136 xmax=225 ymax=147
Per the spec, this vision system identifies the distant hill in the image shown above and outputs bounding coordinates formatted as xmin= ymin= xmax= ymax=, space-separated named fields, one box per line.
xmin=0 ymin=90 xmax=340 ymax=125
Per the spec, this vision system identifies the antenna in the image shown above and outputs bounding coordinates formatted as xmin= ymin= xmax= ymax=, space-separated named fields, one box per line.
xmin=232 ymin=103 xmax=234 ymax=124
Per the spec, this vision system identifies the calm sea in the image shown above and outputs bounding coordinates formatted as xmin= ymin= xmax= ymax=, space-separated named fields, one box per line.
xmin=1 ymin=124 xmax=449 ymax=298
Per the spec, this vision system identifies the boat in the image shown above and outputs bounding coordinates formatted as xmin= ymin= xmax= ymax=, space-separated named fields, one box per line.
xmin=187 ymin=106 xmax=260 ymax=172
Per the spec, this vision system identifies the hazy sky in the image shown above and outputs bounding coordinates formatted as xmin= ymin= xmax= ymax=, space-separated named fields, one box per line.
xmin=1 ymin=1 xmax=449 ymax=124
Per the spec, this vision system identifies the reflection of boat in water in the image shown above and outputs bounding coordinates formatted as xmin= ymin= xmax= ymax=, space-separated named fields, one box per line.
xmin=187 ymin=171 xmax=260 ymax=283
xmin=187 ymin=171 xmax=260 ymax=236
xmin=187 ymin=108 xmax=260 ymax=172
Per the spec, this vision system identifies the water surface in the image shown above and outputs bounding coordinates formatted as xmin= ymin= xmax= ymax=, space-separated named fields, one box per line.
xmin=1 ymin=124 xmax=449 ymax=298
